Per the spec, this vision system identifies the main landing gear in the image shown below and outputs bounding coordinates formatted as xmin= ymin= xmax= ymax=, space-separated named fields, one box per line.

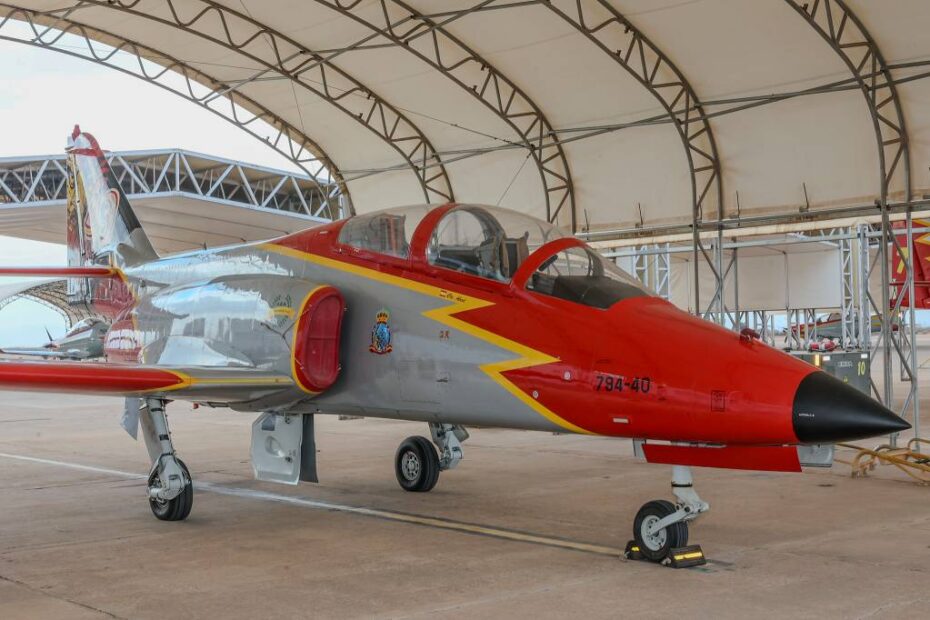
xmin=141 ymin=398 xmax=193 ymax=521
xmin=394 ymin=423 xmax=468 ymax=492
xmin=627 ymin=465 xmax=708 ymax=568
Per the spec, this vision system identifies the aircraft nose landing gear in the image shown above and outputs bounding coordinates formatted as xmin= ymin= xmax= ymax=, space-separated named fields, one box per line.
xmin=627 ymin=466 xmax=708 ymax=568
xmin=633 ymin=500 xmax=687 ymax=561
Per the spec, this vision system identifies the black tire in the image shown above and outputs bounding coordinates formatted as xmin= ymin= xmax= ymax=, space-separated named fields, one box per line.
xmin=632 ymin=499 xmax=688 ymax=562
xmin=148 ymin=458 xmax=193 ymax=521
xmin=395 ymin=436 xmax=440 ymax=492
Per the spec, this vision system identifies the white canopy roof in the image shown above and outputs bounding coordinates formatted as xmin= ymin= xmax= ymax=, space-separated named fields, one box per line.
xmin=2 ymin=0 xmax=928 ymax=237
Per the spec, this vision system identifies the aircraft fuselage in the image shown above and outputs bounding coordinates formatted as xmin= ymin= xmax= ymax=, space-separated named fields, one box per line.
xmin=108 ymin=208 xmax=830 ymax=448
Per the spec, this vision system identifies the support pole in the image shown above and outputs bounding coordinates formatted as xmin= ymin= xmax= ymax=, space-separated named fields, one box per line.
xmin=905 ymin=209 xmax=920 ymax=444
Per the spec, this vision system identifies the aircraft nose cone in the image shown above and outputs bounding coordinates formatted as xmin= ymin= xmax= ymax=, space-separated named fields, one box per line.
xmin=793 ymin=371 xmax=911 ymax=443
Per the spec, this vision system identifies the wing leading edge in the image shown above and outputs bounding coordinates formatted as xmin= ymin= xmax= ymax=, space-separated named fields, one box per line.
xmin=0 ymin=361 xmax=293 ymax=401
xmin=0 ymin=347 xmax=73 ymax=359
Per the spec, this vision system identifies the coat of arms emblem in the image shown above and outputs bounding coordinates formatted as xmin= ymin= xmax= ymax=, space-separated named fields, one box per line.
xmin=369 ymin=308 xmax=393 ymax=354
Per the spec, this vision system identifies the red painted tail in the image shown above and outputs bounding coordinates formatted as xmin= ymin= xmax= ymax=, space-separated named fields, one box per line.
xmin=66 ymin=126 xmax=157 ymax=270
xmin=891 ymin=219 xmax=930 ymax=308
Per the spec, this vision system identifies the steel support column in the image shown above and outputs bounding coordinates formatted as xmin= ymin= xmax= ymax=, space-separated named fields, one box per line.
xmin=838 ymin=228 xmax=858 ymax=349
xmin=630 ymin=243 xmax=670 ymax=300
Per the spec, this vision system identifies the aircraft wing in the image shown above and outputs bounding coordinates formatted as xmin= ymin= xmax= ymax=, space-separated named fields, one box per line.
xmin=0 ymin=361 xmax=294 ymax=402
xmin=0 ymin=346 xmax=71 ymax=359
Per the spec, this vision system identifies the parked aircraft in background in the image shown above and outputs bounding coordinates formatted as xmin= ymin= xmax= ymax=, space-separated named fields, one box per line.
xmin=0 ymin=128 xmax=910 ymax=564
xmin=0 ymin=317 xmax=107 ymax=359
xmin=790 ymin=312 xmax=886 ymax=340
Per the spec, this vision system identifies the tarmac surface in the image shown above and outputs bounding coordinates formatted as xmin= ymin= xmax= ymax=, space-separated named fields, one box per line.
xmin=0 ymin=389 xmax=928 ymax=619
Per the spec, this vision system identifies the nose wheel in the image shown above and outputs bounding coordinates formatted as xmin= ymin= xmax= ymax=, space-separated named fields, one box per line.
xmin=633 ymin=500 xmax=688 ymax=561
xmin=626 ymin=466 xmax=708 ymax=568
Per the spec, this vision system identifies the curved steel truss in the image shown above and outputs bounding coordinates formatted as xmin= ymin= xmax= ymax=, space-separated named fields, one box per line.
xmin=540 ymin=0 xmax=722 ymax=225
xmin=0 ymin=280 xmax=93 ymax=328
xmin=0 ymin=4 xmax=348 ymax=220
xmin=784 ymin=0 xmax=910 ymax=204
xmin=311 ymin=0 xmax=576 ymax=230
xmin=538 ymin=0 xmax=725 ymax=320
xmin=785 ymin=0 xmax=915 ymax=423
xmin=83 ymin=0 xmax=453 ymax=205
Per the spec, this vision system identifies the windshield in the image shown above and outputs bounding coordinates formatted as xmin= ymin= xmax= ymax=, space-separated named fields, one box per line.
xmin=526 ymin=246 xmax=652 ymax=309
xmin=337 ymin=205 xmax=431 ymax=259
xmin=427 ymin=205 xmax=566 ymax=281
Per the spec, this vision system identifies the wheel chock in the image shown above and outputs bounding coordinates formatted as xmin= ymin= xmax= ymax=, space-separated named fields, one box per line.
xmin=623 ymin=541 xmax=707 ymax=568
xmin=623 ymin=540 xmax=643 ymax=561
xmin=666 ymin=545 xmax=707 ymax=568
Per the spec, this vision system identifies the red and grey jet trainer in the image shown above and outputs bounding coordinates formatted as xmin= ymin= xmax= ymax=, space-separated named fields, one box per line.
xmin=0 ymin=128 xmax=909 ymax=563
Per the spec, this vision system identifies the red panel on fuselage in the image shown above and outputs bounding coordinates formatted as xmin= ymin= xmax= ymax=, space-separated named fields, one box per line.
xmin=455 ymin=293 xmax=812 ymax=444
xmin=293 ymin=286 xmax=344 ymax=393
xmin=642 ymin=443 xmax=802 ymax=473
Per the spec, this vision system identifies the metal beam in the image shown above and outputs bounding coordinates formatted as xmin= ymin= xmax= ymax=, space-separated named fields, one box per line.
xmin=296 ymin=62 xmax=930 ymax=197
xmin=65 ymin=0 xmax=454 ymax=206
xmin=533 ymin=0 xmax=724 ymax=321
xmin=309 ymin=0 xmax=576 ymax=230
xmin=0 ymin=149 xmax=333 ymax=220
xmin=0 ymin=4 xmax=349 ymax=220
xmin=784 ymin=0 xmax=910 ymax=206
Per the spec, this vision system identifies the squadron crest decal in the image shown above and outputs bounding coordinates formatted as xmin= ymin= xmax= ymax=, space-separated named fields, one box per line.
xmin=269 ymin=293 xmax=295 ymax=328
xmin=369 ymin=308 xmax=393 ymax=354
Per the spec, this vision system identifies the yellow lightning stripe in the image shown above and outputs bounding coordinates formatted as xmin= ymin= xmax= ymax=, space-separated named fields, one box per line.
xmin=896 ymin=220 xmax=930 ymax=276
xmin=261 ymin=243 xmax=592 ymax=434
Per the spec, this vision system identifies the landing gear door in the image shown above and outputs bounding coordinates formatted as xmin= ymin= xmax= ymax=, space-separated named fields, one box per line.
xmin=250 ymin=413 xmax=318 ymax=485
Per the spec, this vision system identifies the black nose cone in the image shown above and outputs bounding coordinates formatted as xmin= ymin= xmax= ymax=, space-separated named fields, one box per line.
xmin=793 ymin=371 xmax=911 ymax=443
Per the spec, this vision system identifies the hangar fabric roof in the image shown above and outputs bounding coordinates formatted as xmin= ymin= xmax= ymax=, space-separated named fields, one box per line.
xmin=2 ymin=0 xmax=929 ymax=238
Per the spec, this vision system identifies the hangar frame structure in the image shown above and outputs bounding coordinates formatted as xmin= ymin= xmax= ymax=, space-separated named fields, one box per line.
xmin=0 ymin=149 xmax=333 ymax=218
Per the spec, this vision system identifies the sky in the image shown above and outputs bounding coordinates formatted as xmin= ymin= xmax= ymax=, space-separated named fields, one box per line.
xmin=0 ymin=35 xmax=307 ymax=346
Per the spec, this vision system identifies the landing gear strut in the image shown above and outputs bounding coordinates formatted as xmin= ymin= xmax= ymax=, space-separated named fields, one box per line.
xmin=141 ymin=398 xmax=193 ymax=521
xmin=394 ymin=423 xmax=468 ymax=492
xmin=629 ymin=466 xmax=708 ymax=567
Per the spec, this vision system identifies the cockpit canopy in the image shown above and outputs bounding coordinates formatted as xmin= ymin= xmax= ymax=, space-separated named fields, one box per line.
xmin=67 ymin=317 xmax=103 ymax=336
xmin=427 ymin=205 xmax=566 ymax=281
xmin=337 ymin=204 xmax=651 ymax=308
xmin=337 ymin=204 xmax=428 ymax=259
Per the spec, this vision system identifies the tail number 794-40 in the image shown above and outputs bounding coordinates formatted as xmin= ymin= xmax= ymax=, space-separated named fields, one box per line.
xmin=594 ymin=373 xmax=651 ymax=394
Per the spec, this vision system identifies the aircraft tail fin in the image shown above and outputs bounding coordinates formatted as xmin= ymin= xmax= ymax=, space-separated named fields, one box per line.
xmin=66 ymin=125 xmax=158 ymax=269
xmin=891 ymin=219 xmax=930 ymax=309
